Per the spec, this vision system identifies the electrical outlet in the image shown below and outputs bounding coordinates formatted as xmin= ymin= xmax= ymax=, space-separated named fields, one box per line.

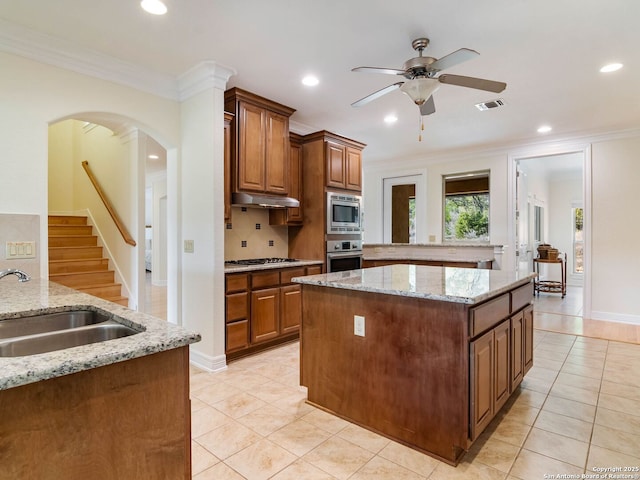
xmin=354 ymin=315 xmax=365 ymax=337
xmin=184 ymin=240 xmax=194 ymax=253
xmin=447 ymin=248 xmax=457 ymax=255
xmin=428 ymin=235 xmax=436 ymax=242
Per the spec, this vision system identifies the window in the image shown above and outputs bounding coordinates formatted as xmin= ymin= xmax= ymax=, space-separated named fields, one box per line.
xmin=443 ymin=172 xmax=490 ymax=242
xmin=408 ymin=196 xmax=416 ymax=243
xmin=572 ymin=205 xmax=584 ymax=274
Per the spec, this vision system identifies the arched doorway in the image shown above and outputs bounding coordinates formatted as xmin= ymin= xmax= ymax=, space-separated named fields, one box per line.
xmin=47 ymin=112 xmax=178 ymax=323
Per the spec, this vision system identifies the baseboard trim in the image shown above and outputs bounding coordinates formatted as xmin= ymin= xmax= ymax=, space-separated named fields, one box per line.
xmin=591 ymin=310 xmax=640 ymax=325
xmin=189 ymin=348 xmax=227 ymax=372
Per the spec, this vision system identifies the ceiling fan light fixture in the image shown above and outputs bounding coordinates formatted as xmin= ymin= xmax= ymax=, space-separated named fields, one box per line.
xmin=400 ymin=78 xmax=440 ymax=105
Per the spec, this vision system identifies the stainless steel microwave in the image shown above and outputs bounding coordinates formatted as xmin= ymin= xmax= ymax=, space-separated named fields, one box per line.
xmin=327 ymin=192 xmax=362 ymax=234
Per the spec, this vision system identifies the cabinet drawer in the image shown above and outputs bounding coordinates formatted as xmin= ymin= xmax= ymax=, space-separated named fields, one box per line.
xmin=226 ymin=273 xmax=249 ymax=293
xmin=251 ymin=270 xmax=280 ymax=289
xmin=280 ymin=267 xmax=306 ymax=284
xmin=226 ymin=320 xmax=249 ymax=353
xmin=226 ymin=292 xmax=248 ymax=323
xmin=470 ymin=294 xmax=510 ymax=337
xmin=306 ymin=265 xmax=322 ymax=275
xmin=511 ymin=282 xmax=534 ymax=313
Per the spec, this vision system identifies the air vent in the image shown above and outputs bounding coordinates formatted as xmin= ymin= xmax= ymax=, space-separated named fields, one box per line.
xmin=475 ymin=99 xmax=505 ymax=111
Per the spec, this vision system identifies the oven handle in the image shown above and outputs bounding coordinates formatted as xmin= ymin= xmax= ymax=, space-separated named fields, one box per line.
xmin=326 ymin=251 xmax=363 ymax=259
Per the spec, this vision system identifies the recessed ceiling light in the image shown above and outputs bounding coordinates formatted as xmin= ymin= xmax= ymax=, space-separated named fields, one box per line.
xmin=384 ymin=114 xmax=398 ymax=124
xmin=537 ymin=125 xmax=552 ymax=134
xmin=301 ymin=75 xmax=319 ymax=87
xmin=148 ymin=154 xmax=159 ymax=160
xmin=141 ymin=0 xmax=167 ymax=15
xmin=600 ymin=63 xmax=623 ymax=73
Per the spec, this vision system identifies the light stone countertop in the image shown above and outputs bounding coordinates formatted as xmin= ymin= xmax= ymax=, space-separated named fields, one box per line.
xmin=0 ymin=279 xmax=200 ymax=391
xmin=293 ymin=264 xmax=536 ymax=305
xmin=224 ymin=259 xmax=323 ymax=274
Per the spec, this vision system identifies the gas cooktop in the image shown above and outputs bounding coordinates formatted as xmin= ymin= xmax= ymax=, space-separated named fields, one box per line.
xmin=225 ymin=257 xmax=299 ymax=266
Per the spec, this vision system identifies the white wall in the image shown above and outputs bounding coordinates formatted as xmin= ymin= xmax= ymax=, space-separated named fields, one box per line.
xmin=548 ymin=175 xmax=582 ymax=285
xmin=0 ymin=52 xmax=181 ymax=280
xmin=364 ymin=153 xmax=512 ymax=266
xmin=364 ymin=133 xmax=640 ymax=324
xmin=590 ymin=136 xmax=640 ymax=322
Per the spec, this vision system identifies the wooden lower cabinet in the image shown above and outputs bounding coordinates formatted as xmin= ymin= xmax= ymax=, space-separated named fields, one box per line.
xmin=470 ymin=304 xmax=533 ymax=442
xmin=523 ymin=304 xmax=534 ymax=373
xmin=281 ymin=284 xmax=302 ymax=334
xmin=470 ymin=318 xmax=511 ymax=440
xmin=251 ymin=287 xmax=280 ymax=343
xmin=0 ymin=347 xmax=192 ymax=479
xmin=225 ymin=265 xmax=321 ymax=359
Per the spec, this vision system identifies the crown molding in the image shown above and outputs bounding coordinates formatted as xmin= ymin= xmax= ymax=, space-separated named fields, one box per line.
xmin=177 ymin=61 xmax=236 ymax=101
xmin=0 ymin=18 xmax=181 ymax=100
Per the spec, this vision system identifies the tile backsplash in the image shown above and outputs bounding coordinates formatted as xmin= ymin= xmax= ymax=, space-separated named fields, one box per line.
xmin=0 ymin=214 xmax=40 ymax=279
xmin=224 ymin=207 xmax=288 ymax=260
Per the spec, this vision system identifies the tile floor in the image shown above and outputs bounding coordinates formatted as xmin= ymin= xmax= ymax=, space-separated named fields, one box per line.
xmin=189 ymin=324 xmax=640 ymax=479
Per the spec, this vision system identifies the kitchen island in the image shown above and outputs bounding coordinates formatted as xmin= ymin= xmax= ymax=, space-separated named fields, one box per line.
xmin=0 ymin=279 xmax=200 ymax=479
xmin=293 ymin=264 xmax=536 ymax=465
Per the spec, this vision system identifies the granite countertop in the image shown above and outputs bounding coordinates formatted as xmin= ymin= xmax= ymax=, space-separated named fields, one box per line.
xmin=0 ymin=279 xmax=200 ymax=391
xmin=224 ymin=259 xmax=323 ymax=274
xmin=362 ymin=256 xmax=495 ymax=263
xmin=364 ymin=243 xmax=503 ymax=248
xmin=293 ymin=264 xmax=536 ymax=305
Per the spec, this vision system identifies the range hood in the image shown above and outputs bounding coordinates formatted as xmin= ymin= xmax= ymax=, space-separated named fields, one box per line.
xmin=232 ymin=192 xmax=300 ymax=209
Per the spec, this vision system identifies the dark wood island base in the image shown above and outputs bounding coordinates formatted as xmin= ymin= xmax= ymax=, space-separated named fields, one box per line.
xmin=299 ymin=275 xmax=534 ymax=465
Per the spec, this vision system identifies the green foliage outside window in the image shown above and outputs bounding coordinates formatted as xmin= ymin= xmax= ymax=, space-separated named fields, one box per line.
xmin=444 ymin=194 xmax=489 ymax=241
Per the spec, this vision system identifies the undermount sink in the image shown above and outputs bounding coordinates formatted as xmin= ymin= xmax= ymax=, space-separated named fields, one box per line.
xmin=0 ymin=310 xmax=141 ymax=357
xmin=0 ymin=310 xmax=111 ymax=340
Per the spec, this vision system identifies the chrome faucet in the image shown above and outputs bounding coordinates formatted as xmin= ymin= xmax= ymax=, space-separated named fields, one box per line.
xmin=0 ymin=269 xmax=31 ymax=282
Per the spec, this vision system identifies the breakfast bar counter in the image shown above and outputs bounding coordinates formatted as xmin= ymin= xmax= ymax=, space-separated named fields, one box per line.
xmin=293 ymin=265 xmax=536 ymax=465
xmin=0 ymin=279 xmax=200 ymax=479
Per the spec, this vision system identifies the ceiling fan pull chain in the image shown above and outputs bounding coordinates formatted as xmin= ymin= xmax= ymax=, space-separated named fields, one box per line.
xmin=418 ymin=114 xmax=424 ymax=142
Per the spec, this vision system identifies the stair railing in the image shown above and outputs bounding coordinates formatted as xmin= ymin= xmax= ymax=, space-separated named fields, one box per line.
xmin=81 ymin=161 xmax=136 ymax=246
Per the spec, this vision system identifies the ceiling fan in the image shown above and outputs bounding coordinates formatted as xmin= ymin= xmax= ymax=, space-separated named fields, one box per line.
xmin=351 ymin=38 xmax=507 ymax=116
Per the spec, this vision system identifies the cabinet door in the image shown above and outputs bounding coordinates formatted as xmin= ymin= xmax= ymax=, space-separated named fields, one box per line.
xmin=238 ymin=101 xmax=266 ymax=192
xmin=251 ymin=287 xmax=280 ymax=344
xmin=470 ymin=329 xmax=493 ymax=440
xmin=511 ymin=311 xmax=524 ymax=389
xmin=326 ymin=141 xmax=346 ymax=189
xmin=345 ymin=147 xmax=362 ymax=191
xmin=286 ymin=140 xmax=303 ymax=222
xmin=224 ymin=113 xmax=233 ymax=222
xmin=494 ymin=319 xmax=511 ymax=412
xmin=265 ymin=111 xmax=289 ymax=194
xmin=523 ymin=304 xmax=534 ymax=374
xmin=280 ymin=284 xmax=302 ymax=334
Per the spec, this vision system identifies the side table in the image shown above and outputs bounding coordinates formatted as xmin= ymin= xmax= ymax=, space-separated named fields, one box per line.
xmin=533 ymin=253 xmax=567 ymax=298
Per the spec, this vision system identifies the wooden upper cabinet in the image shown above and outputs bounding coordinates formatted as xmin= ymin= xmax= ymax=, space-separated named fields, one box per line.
xmin=326 ymin=141 xmax=347 ymax=189
xmin=224 ymin=88 xmax=296 ymax=196
xmin=265 ymin=110 xmax=289 ymax=194
xmin=224 ymin=112 xmax=234 ymax=223
xmin=345 ymin=147 xmax=362 ymax=191
xmin=238 ymin=101 xmax=266 ymax=192
xmin=320 ymin=134 xmax=364 ymax=192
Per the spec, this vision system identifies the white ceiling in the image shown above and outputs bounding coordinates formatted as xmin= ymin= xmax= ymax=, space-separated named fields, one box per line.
xmin=1 ymin=0 xmax=639 ymax=163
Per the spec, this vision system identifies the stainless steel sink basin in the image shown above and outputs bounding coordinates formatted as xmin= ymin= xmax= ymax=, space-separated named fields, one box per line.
xmin=0 ymin=310 xmax=141 ymax=357
xmin=0 ymin=310 xmax=110 ymax=340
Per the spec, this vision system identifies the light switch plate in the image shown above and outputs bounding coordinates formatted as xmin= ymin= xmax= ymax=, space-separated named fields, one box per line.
xmin=6 ymin=241 xmax=36 ymax=259
xmin=184 ymin=240 xmax=194 ymax=253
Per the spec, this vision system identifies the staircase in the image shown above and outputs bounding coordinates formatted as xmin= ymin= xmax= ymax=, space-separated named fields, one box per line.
xmin=48 ymin=215 xmax=128 ymax=306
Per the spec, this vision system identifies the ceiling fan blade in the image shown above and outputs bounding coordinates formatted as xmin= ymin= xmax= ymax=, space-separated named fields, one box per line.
xmin=419 ymin=96 xmax=436 ymax=115
xmin=351 ymin=82 xmax=404 ymax=107
xmin=352 ymin=66 xmax=407 ymax=76
xmin=438 ymin=74 xmax=507 ymax=93
xmin=429 ymin=48 xmax=479 ymax=72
